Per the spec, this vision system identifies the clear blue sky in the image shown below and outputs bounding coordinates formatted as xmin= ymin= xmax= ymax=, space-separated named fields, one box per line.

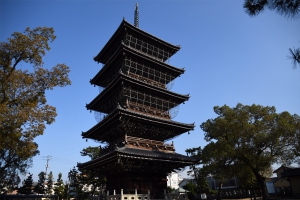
xmin=1 ymin=0 xmax=299 ymax=183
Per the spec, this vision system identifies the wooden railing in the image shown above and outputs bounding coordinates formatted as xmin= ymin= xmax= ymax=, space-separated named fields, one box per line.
xmin=89 ymin=189 xmax=189 ymax=200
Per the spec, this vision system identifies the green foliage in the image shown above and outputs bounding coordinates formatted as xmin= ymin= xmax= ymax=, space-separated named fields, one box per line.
xmin=78 ymin=169 xmax=106 ymax=196
xmin=200 ymin=103 xmax=300 ymax=200
xmin=243 ymin=0 xmax=300 ymax=18
xmin=183 ymin=182 xmax=197 ymax=200
xmin=68 ymin=167 xmax=80 ymax=198
xmin=202 ymin=141 xmax=236 ymax=178
xmin=54 ymin=172 xmax=65 ymax=199
xmin=167 ymin=186 xmax=175 ymax=193
xmin=18 ymin=173 xmax=33 ymax=194
xmin=0 ymin=26 xmax=71 ymax=192
xmin=78 ymin=146 xmax=106 ymax=196
xmin=243 ymin=0 xmax=300 ymax=68
xmin=34 ymin=171 xmax=46 ymax=194
xmin=288 ymin=47 xmax=300 ymax=69
xmin=80 ymin=146 xmax=100 ymax=160
xmin=47 ymin=171 xmax=54 ymax=195
xmin=63 ymin=180 xmax=69 ymax=199
xmin=185 ymin=147 xmax=211 ymax=195
xmin=196 ymin=168 xmax=211 ymax=194
xmin=0 ymin=168 xmax=20 ymax=194
xmin=236 ymin=164 xmax=259 ymax=189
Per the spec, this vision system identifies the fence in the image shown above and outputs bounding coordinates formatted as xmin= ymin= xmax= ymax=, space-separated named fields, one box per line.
xmin=0 ymin=195 xmax=58 ymax=200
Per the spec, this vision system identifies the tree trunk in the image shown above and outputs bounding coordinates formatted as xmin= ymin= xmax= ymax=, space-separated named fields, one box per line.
xmin=254 ymin=173 xmax=267 ymax=200
xmin=251 ymin=187 xmax=256 ymax=200
xmin=217 ymin=181 xmax=223 ymax=200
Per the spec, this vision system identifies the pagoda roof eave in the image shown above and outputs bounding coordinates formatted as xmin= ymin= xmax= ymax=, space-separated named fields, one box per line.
xmin=90 ymin=44 xmax=185 ymax=87
xmin=87 ymin=72 xmax=190 ymax=111
xmin=94 ymin=19 xmax=181 ymax=64
xmin=82 ymin=105 xmax=195 ymax=140
xmin=77 ymin=146 xmax=198 ymax=170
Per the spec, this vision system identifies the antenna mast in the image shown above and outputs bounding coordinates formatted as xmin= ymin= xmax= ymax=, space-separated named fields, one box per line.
xmin=134 ymin=3 xmax=139 ymax=28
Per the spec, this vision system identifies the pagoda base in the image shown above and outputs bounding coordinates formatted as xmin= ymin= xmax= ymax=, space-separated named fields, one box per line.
xmin=106 ymin=171 xmax=167 ymax=199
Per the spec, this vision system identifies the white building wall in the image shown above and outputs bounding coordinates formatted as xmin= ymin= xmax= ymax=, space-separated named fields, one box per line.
xmin=167 ymin=172 xmax=183 ymax=189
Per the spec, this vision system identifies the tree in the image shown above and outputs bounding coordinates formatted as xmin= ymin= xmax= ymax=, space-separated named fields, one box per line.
xmin=183 ymin=182 xmax=197 ymax=200
xmin=243 ymin=0 xmax=300 ymax=68
xmin=34 ymin=171 xmax=46 ymax=194
xmin=0 ymin=167 xmax=20 ymax=194
xmin=78 ymin=169 xmax=106 ymax=196
xmin=185 ymin=147 xmax=205 ymax=196
xmin=18 ymin=173 xmax=33 ymax=194
xmin=200 ymin=103 xmax=300 ymax=200
xmin=167 ymin=186 xmax=175 ymax=193
xmin=47 ymin=171 xmax=54 ymax=195
xmin=236 ymin=164 xmax=260 ymax=200
xmin=201 ymin=142 xmax=236 ymax=200
xmin=194 ymin=168 xmax=211 ymax=195
xmin=79 ymin=146 xmax=105 ymax=196
xmin=63 ymin=180 xmax=70 ymax=200
xmin=187 ymin=143 xmax=236 ymax=200
xmin=80 ymin=146 xmax=100 ymax=160
xmin=0 ymin=27 xmax=71 ymax=192
xmin=54 ymin=172 xmax=65 ymax=200
xmin=68 ymin=167 xmax=80 ymax=198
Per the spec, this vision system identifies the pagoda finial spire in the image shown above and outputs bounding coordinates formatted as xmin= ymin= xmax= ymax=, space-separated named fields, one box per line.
xmin=134 ymin=3 xmax=139 ymax=28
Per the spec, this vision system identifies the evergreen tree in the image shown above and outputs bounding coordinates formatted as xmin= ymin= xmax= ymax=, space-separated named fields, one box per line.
xmin=80 ymin=146 xmax=107 ymax=196
xmin=200 ymin=103 xmax=300 ymax=200
xmin=183 ymin=182 xmax=197 ymax=200
xmin=62 ymin=180 xmax=70 ymax=200
xmin=34 ymin=171 xmax=46 ymax=194
xmin=68 ymin=167 xmax=80 ymax=198
xmin=243 ymin=0 xmax=300 ymax=68
xmin=18 ymin=173 xmax=33 ymax=194
xmin=47 ymin=171 xmax=54 ymax=195
xmin=54 ymin=172 xmax=65 ymax=200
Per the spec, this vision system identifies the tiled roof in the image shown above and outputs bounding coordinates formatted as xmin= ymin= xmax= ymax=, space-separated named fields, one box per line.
xmin=116 ymin=147 xmax=198 ymax=163
xmin=91 ymin=44 xmax=184 ymax=86
xmin=94 ymin=19 xmax=181 ymax=64
xmin=82 ymin=104 xmax=195 ymax=140
xmin=273 ymin=165 xmax=297 ymax=173
xmin=87 ymin=72 xmax=190 ymax=112
xmin=78 ymin=146 xmax=199 ymax=169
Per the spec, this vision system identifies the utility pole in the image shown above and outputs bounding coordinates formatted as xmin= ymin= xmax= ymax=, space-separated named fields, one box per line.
xmin=44 ymin=155 xmax=52 ymax=176
xmin=43 ymin=155 xmax=52 ymax=194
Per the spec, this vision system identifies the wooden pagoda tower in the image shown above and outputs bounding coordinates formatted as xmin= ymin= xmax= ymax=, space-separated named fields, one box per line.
xmin=78 ymin=5 xmax=198 ymax=199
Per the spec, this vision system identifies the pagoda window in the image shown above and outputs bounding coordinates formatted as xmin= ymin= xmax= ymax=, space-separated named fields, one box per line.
xmin=123 ymin=87 xmax=179 ymax=119
xmin=124 ymin=33 xmax=172 ymax=62
xmin=97 ymin=61 xmax=124 ymax=87
xmin=123 ymin=57 xmax=175 ymax=90
xmin=93 ymin=87 xmax=125 ymax=115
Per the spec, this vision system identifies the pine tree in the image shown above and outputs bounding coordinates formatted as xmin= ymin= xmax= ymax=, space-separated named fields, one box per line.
xmin=34 ymin=171 xmax=46 ymax=194
xmin=243 ymin=0 xmax=300 ymax=68
xmin=18 ymin=173 xmax=33 ymax=194
xmin=68 ymin=167 xmax=79 ymax=198
xmin=54 ymin=172 xmax=65 ymax=200
xmin=47 ymin=171 xmax=54 ymax=195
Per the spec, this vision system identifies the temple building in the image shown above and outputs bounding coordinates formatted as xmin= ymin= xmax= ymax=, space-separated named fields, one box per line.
xmin=77 ymin=4 xmax=198 ymax=199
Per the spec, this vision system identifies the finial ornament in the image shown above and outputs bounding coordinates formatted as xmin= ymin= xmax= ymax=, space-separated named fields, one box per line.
xmin=134 ymin=3 xmax=139 ymax=28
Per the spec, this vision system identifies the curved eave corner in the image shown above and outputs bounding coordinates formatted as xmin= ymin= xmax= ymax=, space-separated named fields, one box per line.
xmin=93 ymin=19 xmax=127 ymax=64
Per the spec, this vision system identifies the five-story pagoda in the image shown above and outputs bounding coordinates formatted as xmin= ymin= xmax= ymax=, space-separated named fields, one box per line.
xmin=77 ymin=5 xmax=198 ymax=199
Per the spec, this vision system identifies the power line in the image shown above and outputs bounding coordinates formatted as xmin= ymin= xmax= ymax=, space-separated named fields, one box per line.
xmin=34 ymin=156 xmax=77 ymax=165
